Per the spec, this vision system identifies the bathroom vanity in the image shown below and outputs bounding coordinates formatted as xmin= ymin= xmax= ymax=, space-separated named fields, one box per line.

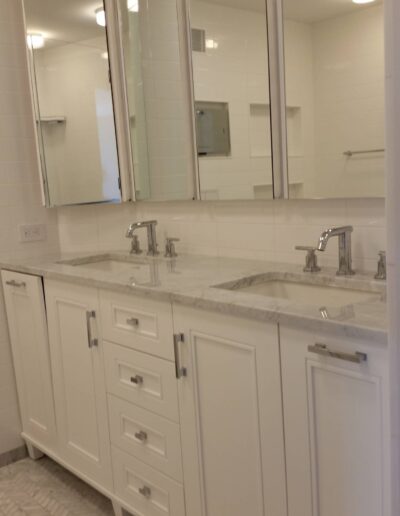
xmin=1 ymin=252 xmax=389 ymax=516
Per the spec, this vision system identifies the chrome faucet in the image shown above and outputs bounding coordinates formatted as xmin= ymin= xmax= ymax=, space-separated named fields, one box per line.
xmin=126 ymin=220 xmax=159 ymax=256
xmin=317 ymin=226 xmax=355 ymax=276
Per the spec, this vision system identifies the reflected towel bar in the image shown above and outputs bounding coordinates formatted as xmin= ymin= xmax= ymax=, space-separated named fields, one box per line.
xmin=343 ymin=148 xmax=385 ymax=157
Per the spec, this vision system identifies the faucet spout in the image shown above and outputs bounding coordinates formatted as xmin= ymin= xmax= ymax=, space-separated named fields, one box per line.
xmin=317 ymin=226 xmax=355 ymax=276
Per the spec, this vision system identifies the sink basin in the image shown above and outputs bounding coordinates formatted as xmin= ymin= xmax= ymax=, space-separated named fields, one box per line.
xmin=71 ymin=259 xmax=146 ymax=274
xmin=215 ymin=275 xmax=382 ymax=308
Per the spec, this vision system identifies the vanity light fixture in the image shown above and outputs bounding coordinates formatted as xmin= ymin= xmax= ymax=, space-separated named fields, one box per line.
xmin=352 ymin=0 xmax=376 ymax=4
xmin=27 ymin=33 xmax=45 ymax=49
xmin=127 ymin=0 xmax=139 ymax=12
xmin=95 ymin=7 xmax=106 ymax=27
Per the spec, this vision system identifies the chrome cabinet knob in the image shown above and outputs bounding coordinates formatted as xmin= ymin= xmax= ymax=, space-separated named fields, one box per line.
xmin=126 ymin=317 xmax=139 ymax=327
xmin=130 ymin=375 xmax=143 ymax=385
xmin=134 ymin=430 xmax=148 ymax=443
xmin=139 ymin=486 xmax=151 ymax=498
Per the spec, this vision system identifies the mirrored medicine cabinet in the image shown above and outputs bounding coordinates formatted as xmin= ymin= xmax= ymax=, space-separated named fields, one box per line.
xmin=23 ymin=0 xmax=385 ymax=206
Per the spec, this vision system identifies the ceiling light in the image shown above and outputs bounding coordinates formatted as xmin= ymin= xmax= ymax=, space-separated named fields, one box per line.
xmin=352 ymin=0 xmax=376 ymax=4
xmin=27 ymin=33 xmax=45 ymax=49
xmin=95 ymin=7 xmax=106 ymax=27
xmin=127 ymin=0 xmax=139 ymax=12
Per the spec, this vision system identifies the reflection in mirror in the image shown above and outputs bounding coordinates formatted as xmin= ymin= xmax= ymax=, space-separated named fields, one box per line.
xmin=283 ymin=0 xmax=385 ymax=198
xmin=188 ymin=0 xmax=273 ymax=200
xmin=24 ymin=0 xmax=122 ymax=206
xmin=117 ymin=0 xmax=195 ymax=201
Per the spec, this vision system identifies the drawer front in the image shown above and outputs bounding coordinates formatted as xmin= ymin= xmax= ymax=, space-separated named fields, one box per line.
xmin=100 ymin=290 xmax=174 ymax=360
xmin=112 ymin=446 xmax=185 ymax=516
xmin=108 ymin=395 xmax=183 ymax=481
xmin=104 ymin=342 xmax=179 ymax=422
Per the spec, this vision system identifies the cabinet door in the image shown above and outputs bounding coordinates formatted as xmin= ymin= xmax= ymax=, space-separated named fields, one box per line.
xmin=280 ymin=326 xmax=390 ymax=516
xmin=173 ymin=305 xmax=287 ymax=516
xmin=2 ymin=271 xmax=57 ymax=450
xmin=45 ymin=280 xmax=112 ymax=490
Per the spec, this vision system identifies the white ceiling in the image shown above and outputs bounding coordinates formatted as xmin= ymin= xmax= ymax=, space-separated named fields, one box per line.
xmin=24 ymin=0 xmax=104 ymax=44
xmin=201 ymin=0 xmax=382 ymax=23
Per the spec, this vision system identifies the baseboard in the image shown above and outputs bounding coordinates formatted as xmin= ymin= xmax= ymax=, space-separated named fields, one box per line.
xmin=0 ymin=445 xmax=28 ymax=468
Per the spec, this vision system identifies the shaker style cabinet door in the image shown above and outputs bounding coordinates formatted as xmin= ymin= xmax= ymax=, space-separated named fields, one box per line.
xmin=173 ymin=305 xmax=287 ymax=516
xmin=45 ymin=280 xmax=112 ymax=490
xmin=1 ymin=271 xmax=57 ymax=452
xmin=280 ymin=326 xmax=390 ymax=516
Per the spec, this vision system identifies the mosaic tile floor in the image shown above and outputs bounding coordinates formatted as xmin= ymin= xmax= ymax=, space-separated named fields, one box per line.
xmin=0 ymin=457 xmax=114 ymax=515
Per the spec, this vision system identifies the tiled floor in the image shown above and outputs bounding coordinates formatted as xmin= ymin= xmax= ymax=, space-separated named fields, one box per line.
xmin=0 ymin=457 xmax=114 ymax=515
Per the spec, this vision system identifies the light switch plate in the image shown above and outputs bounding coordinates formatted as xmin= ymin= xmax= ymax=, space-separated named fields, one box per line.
xmin=19 ymin=224 xmax=47 ymax=242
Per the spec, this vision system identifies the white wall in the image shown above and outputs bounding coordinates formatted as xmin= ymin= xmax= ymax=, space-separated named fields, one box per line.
xmin=0 ymin=0 xmax=60 ymax=455
xmin=58 ymin=197 xmax=385 ymax=272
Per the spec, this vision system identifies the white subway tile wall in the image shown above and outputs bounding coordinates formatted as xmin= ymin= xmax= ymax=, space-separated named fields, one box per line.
xmin=58 ymin=198 xmax=386 ymax=272
xmin=0 ymin=0 xmax=60 ymax=455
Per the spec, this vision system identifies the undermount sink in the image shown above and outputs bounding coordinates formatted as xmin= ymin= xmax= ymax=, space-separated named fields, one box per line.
xmin=215 ymin=275 xmax=383 ymax=308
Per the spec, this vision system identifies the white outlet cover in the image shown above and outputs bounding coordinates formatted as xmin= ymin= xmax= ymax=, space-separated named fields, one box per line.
xmin=19 ymin=224 xmax=47 ymax=242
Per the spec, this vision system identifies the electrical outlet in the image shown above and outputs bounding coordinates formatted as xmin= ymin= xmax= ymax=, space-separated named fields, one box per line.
xmin=19 ymin=224 xmax=47 ymax=243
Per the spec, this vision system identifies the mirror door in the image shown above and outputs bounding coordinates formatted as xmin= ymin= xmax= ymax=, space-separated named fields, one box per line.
xmin=282 ymin=0 xmax=385 ymax=199
xmin=24 ymin=0 xmax=123 ymax=206
xmin=188 ymin=0 xmax=274 ymax=200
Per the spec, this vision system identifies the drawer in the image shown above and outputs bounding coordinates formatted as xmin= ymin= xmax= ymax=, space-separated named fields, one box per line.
xmin=104 ymin=342 xmax=179 ymax=422
xmin=99 ymin=290 xmax=174 ymax=360
xmin=108 ymin=395 xmax=183 ymax=481
xmin=112 ymin=446 xmax=185 ymax=516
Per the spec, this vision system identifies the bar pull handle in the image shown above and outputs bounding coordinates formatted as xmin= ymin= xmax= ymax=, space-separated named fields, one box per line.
xmin=308 ymin=343 xmax=367 ymax=364
xmin=174 ymin=333 xmax=187 ymax=379
xmin=86 ymin=310 xmax=98 ymax=348
xmin=138 ymin=486 xmax=151 ymax=499
xmin=130 ymin=374 xmax=143 ymax=385
xmin=134 ymin=430 xmax=148 ymax=443
xmin=6 ymin=280 xmax=26 ymax=288
xmin=127 ymin=317 xmax=139 ymax=327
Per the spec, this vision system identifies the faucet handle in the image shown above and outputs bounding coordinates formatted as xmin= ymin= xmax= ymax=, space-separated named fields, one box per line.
xmin=165 ymin=237 xmax=180 ymax=258
xmin=130 ymin=235 xmax=142 ymax=255
xmin=295 ymin=245 xmax=321 ymax=273
xmin=375 ymin=250 xmax=386 ymax=280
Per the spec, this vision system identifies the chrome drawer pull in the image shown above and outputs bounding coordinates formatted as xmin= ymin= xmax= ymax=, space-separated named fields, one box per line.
xmin=134 ymin=430 xmax=148 ymax=443
xmin=127 ymin=317 xmax=139 ymax=327
xmin=6 ymin=280 xmax=26 ymax=288
xmin=308 ymin=343 xmax=367 ymax=364
xmin=130 ymin=374 xmax=143 ymax=385
xmin=139 ymin=486 xmax=151 ymax=499
xmin=86 ymin=310 xmax=98 ymax=348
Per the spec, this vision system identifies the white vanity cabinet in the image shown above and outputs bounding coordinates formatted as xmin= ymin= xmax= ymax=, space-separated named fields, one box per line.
xmin=280 ymin=326 xmax=390 ymax=516
xmin=173 ymin=305 xmax=287 ymax=516
xmin=44 ymin=280 xmax=113 ymax=491
xmin=1 ymin=271 xmax=57 ymax=454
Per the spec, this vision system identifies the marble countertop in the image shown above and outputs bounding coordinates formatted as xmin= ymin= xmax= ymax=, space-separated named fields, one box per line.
xmin=0 ymin=251 xmax=387 ymax=344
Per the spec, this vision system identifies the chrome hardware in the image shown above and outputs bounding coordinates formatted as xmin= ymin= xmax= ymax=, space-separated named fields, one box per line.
xmin=317 ymin=226 xmax=355 ymax=276
xmin=134 ymin=430 xmax=148 ymax=443
xmin=164 ymin=237 xmax=180 ymax=258
xmin=126 ymin=220 xmax=159 ymax=256
xmin=139 ymin=486 xmax=151 ymax=499
xmin=130 ymin=374 xmax=144 ymax=385
xmin=343 ymin=148 xmax=384 ymax=157
xmin=126 ymin=317 xmax=139 ymax=327
xmin=375 ymin=251 xmax=386 ymax=280
xmin=308 ymin=343 xmax=367 ymax=364
xmin=295 ymin=246 xmax=321 ymax=273
xmin=86 ymin=310 xmax=98 ymax=348
xmin=129 ymin=234 xmax=142 ymax=255
xmin=173 ymin=333 xmax=187 ymax=379
xmin=5 ymin=280 xmax=26 ymax=288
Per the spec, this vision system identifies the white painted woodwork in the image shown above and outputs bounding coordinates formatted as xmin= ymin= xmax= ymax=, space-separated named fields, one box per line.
xmin=173 ymin=305 xmax=287 ymax=516
xmin=108 ymin=395 xmax=183 ymax=481
xmin=112 ymin=446 xmax=185 ymax=516
xmin=1 ymin=271 xmax=57 ymax=451
xmin=104 ymin=341 xmax=179 ymax=422
xmin=100 ymin=290 xmax=174 ymax=361
xmin=45 ymin=280 xmax=112 ymax=490
xmin=280 ymin=326 xmax=390 ymax=516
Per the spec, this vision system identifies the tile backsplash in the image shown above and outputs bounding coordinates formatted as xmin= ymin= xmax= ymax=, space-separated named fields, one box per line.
xmin=58 ymin=197 xmax=386 ymax=272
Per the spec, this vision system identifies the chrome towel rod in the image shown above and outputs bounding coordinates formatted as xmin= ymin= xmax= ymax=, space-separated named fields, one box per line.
xmin=343 ymin=148 xmax=385 ymax=157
